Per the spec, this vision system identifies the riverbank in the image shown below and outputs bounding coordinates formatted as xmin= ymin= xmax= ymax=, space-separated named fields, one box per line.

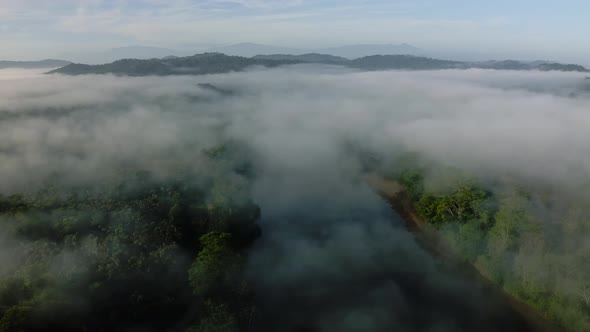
xmin=366 ymin=173 xmax=559 ymax=332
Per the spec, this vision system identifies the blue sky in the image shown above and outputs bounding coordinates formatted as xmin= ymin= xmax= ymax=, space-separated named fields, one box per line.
xmin=1 ymin=0 xmax=589 ymax=63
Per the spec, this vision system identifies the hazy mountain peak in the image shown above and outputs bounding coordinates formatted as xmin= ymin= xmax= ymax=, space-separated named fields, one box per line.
xmin=318 ymin=43 xmax=424 ymax=59
xmin=207 ymin=43 xmax=306 ymax=57
xmin=48 ymin=51 xmax=588 ymax=76
xmin=206 ymin=43 xmax=424 ymax=59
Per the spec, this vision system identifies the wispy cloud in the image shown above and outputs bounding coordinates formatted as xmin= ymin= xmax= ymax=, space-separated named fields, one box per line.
xmin=0 ymin=0 xmax=589 ymax=63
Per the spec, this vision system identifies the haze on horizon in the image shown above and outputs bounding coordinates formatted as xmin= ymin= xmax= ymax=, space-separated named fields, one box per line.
xmin=2 ymin=2 xmax=590 ymax=331
xmin=1 ymin=0 xmax=590 ymax=65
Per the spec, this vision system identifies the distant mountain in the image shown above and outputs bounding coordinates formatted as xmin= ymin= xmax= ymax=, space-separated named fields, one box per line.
xmin=475 ymin=60 xmax=534 ymax=70
xmin=207 ymin=43 xmax=307 ymax=57
xmin=48 ymin=52 xmax=589 ymax=76
xmin=0 ymin=59 xmax=71 ymax=69
xmin=206 ymin=43 xmax=424 ymax=58
xmin=48 ymin=53 xmax=301 ymax=76
xmin=471 ymin=60 xmax=589 ymax=72
xmin=252 ymin=53 xmax=348 ymax=64
xmin=537 ymin=62 xmax=588 ymax=72
xmin=350 ymin=55 xmax=461 ymax=70
xmin=317 ymin=43 xmax=425 ymax=59
xmin=57 ymin=43 xmax=426 ymax=64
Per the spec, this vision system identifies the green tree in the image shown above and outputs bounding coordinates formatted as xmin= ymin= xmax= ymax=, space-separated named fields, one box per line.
xmin=188 ymin=232 xmax=241 ymax=297
xmin=399 ymin=169 xmax=424 ymax=200
xmin=188 ymin=300 xmax=239 ymax=332
xmin=455 ymin=220 xmax=486 ymax=262
xmin=416 ymin=194 xmax=446 ymax=222
xmin=445 ymin=183 xmax=487 ymax=221
xmin=0 ymin=305 xmax=34 ymax=332
xmin=489 ymin=191 xmax=530 ymax=251
xmin=416 ymin=182 xmax=488 ymax=223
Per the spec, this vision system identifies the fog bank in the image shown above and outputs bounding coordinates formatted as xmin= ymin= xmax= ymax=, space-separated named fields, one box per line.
xmin=1 ymin=67 xmax=589 ymax=331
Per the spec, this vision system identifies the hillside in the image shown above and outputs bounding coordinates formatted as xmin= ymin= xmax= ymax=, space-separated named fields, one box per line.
xmin=350 ymin=54 xmax=463 ymax=70
xmin=318 ymin=43 xmax=425 ymax=59
xmin=206 ymin=42 xmax=425 ymax=58
xmin=48 ymin=53 xmax=589 ymax=76
xmin=48 ymin=53 xmax=300 ymax=76
xmin=252 ymin=53 xmax=348 ymax=64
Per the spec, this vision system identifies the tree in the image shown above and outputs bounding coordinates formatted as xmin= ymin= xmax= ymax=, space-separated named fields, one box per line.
xmin=399 ymin=169 xmax=424 ymax=200
xmin=188 ymin=232 xmax=241 ymax=297
xmin=0 ymin=305 xmax=34 ymax=332
xmin=512 ymin=233 xmax=547 ymax=298
xmin=455 ymin=220 xmax=486 ymax=262
xmin=445 ymin=183 xmax=487 ymax=221
xmin=188 ymin=300 xmax=239 ymax=332
xmin=418 ymin=194 xmax=451 ymax=222
xmin=489 ymin=191 xmax=530 ymax=251
xmin=416 ymin=182 xmax=488 ymax=223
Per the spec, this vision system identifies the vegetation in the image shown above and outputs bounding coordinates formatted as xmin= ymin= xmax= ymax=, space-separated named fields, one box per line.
xmin=252 ymin=53 xmax=348 ymax=64
xmin=350 ymin=54 xmax=463 ymax=70
xmin=397 ymin=167 xmax=590 ymax=331
xmin=0 ymin=150 xmax=261 ymax=331
xmin=48 ymin=53 xmax=301 ymax=76
xmin=538 ymin=63 xmax=588 ymax=72
xmin=47 ymin=53 xmax=589 ymax=76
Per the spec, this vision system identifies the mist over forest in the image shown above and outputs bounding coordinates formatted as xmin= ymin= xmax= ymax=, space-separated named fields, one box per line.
xmin=1 ymin=67 xmax=590 ymax=331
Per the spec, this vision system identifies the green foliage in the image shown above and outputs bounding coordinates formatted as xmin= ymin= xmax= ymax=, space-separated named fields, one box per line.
xmin=415 ymin=194 xmax=443 ymax=222
xmin=415 ymin=182 xmax=488 ymax=223
xmin=187 ymin=231 xmax=256 ymax=331
xmin=455 ymin=220 xmax=486 ymax=262
xmin=48 ymin=53 xmax=589 ymax=77
xmin=538 ymin=63 xmax=588 ymax=72
xmin=400 ymin=166 xmax=590 ymax=331
xmin=49 ymin=53 xmax=306 ymax=76
xmin=188 ymin=300 xmax=239 ymax=332
xmin=0 ymin=168 xmax=261 ymax=331
xmin=398 ymin=170 xmax=424 ymax=201
xmin=488 ymin=191 xmax=541 ymax=252
xmin=189 ymin=232 xmax=241 ymax=297
xmin=0 ymin=305 xmax=33 ymax=332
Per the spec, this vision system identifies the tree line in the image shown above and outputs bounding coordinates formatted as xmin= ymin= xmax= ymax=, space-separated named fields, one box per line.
xmin=398 ymin=167 xmax=590 ymax=331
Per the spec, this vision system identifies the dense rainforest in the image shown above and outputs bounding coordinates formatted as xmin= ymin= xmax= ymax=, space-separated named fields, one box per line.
xmin=395 ymin=162 xmax=590 ymax=331
xmin=0 ymin=146 xmax=261 ymax=332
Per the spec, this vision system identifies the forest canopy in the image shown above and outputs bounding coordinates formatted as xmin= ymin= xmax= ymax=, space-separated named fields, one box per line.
xmin=396 ymin=162 xmax=590 ymax=331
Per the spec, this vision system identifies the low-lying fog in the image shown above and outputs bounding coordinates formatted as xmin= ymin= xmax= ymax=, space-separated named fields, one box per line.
xmin=1 ymin=67 xmax=589 ymax=192
xmin=1 ymin=66 xmax=588 ymax=331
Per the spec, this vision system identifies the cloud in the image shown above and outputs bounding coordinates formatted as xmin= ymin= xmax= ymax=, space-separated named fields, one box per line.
xmin=2 ymin=66 xmax=589 ymax=198
xmin=1 ymin=0 xmax=545 ymax=62
xmin=1 ymin=67 xmax=589 ymax=330
xmin=2 ymin=66 xmax=589 ymax=202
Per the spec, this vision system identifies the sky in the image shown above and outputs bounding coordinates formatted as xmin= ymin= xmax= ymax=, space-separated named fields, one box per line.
xmin=1 ymin=0 xmax=590 ymax=64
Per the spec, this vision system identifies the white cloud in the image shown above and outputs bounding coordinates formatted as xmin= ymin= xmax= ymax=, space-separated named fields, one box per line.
xmin=0 ymin=0 xmax=589 ymax=63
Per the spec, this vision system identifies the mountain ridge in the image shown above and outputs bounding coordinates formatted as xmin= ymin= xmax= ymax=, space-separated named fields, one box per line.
xmin=47 ymin=52 xmax=589 ymax=76
xmin=206 ymin=42 xmax=426 ymax=59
